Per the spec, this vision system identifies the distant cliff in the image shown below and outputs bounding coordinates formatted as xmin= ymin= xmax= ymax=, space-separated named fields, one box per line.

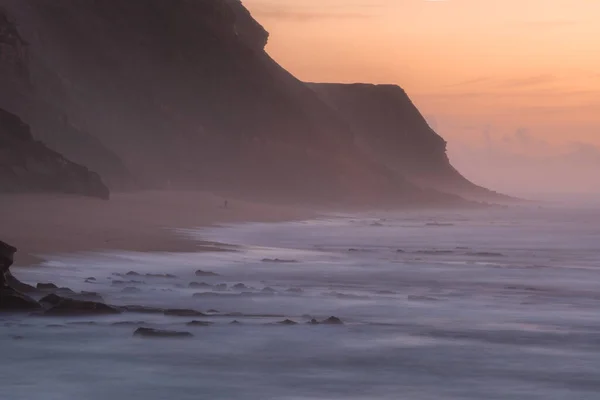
xmin=309 ymin=83 xmax=509 ymax=202
xmin=0 ymin=108 xmax=109 ymax=198
xmin=0 ymin=1 xmax=493 ymax=206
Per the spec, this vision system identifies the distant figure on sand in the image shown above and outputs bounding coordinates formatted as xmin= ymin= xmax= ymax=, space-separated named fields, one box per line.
xmin=223 ymin=200 xmax=228 ymax=209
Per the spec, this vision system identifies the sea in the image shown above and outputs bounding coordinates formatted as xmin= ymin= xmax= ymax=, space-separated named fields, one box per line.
xmin=2 ymin=205 xmax=600 ymax=400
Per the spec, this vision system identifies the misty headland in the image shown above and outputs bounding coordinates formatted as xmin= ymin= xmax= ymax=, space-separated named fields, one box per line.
xmin=0 ymin=0 xmax=515 ymax=263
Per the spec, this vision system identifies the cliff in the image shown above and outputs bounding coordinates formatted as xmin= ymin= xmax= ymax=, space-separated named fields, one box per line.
xmin=0 ymin=6 xmax=130 ymax=188
xmin=0 ymin=0 xmax=487 ymax=206
xmin=309 ymin=83 xmax=509 ymax=202
xmin=0 ymin=108 xmax=109 ymax=199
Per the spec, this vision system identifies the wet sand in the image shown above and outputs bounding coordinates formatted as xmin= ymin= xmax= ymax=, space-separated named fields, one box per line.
xmin=0 ymin=191 xmax=314 ymax=266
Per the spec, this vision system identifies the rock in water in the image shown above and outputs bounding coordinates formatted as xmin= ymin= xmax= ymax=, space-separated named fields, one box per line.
xmin=41 ymin=294 xmax=121 ymax=316
xmin=163 ymin=309 xmax=206 ymax=317
xmin=277 ymin=319 xmax=298 ymax=326
xmin=186 ymin=320 xmax=213 ymax=327
xmin=321 ymin=316 xmax=344 ymax=325
xmin=0 ymin=241 xmax=42 ymax=311
xmin=37 ymin=283 xmax=59 ymax=290
xmin=133 ymin=327 xmax=193 ymax=338
xmin=189 ymin=282 xmax=212 ymax=289
xmin=0 ymin=287 xmax=41 ymax=311
xmin=0 ymin=240 xmax=17 ymax=286
xmin=195 ymin=270 xmax=220 ymax=277
xmin=5 ymin=271 xmax=37 ymax=293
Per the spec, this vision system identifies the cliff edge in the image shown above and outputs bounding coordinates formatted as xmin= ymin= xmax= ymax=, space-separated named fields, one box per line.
xmin=0 ymin=108 xmax=109 ymax=199
xmin=309 ymin=83 xmax=510 ymax=202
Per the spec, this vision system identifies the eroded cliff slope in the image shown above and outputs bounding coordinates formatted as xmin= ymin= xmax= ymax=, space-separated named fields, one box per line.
xmin=0 ymin=108 xmax=109 ymax=198
xmin=309 ymin=83 xmax=509 ymax=202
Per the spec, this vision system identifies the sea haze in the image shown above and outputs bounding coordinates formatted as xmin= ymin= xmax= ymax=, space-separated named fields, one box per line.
xmin=2 ymin=206 xmax=600 ymax=400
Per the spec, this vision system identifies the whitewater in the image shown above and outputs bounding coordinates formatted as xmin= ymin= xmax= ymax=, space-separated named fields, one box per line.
xmin=1 ymin=205 xmax=600 ymax=400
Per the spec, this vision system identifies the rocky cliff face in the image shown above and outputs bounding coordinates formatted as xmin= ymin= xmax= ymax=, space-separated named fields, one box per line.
xmin=0 ymin=6 xmax=130 ymax=189
xmin=0 ymin=107 xmax=109 ymax=199
xmin=309 ymin=83 xmax=508 ymax=202
xmin=0 ymin=0 xmax=490 ymax=206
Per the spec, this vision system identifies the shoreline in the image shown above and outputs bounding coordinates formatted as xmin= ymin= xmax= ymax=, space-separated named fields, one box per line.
xmin=0 ymin=191 xmax=316 ymax=267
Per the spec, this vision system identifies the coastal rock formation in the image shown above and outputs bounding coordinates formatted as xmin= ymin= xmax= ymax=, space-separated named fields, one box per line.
xmin=40 ymin=293 xmax=121 ymax=316
xmin=0 ymin=0 xmax=496 ymax=205
xmin=0 ymin=240 xmax=41 ymax=310
xmin=133 ymin=327 xmax=193 ymax=338
xmin=309 ymin=83 xmax=509 ymax=202
xmin=0 ymin=108 xmax=110 ymax=199
xmin=0 ymin=239 xmax=16 ymax=285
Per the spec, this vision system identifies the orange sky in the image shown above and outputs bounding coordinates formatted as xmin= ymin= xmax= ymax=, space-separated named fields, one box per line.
xmin=243 ymin=0 xmax=599 ymax=145
xmin=243 ymin=0 xmax=600 ymax=194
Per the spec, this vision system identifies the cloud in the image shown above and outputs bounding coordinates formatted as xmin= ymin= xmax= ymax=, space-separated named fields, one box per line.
xmin=512 ymin=19 xmax=578 ymax=28
xmin=443 ymin=76 xmax=492 ymax=88
xmin=447 ymin=127 xmax=600 ymax=195
xmin=245 ymin=1 xmax=385 ymax=21
xmin=499 ymin=74 xmax=557 ymax=89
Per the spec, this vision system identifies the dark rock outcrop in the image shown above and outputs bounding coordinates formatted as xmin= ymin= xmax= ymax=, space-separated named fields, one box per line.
xmin=122 ymin=305 xmax=165 ymax=314
xmin=0 ymin=240 xmax=41 ymax=311
xmin=0 ymin=108 xmax=110 ymax=198
xmin=5 ymin=271 xmax=36 ymax=293
xmin=163 ymin=309 xmax=206 ymax=317
xmin=40 ymin=293 xmax=121 ymax=316
xmin=133 ymin=327 xmax=193 ymax=338
xmin=0 ymin=239 xmax=16 ymax=286
xmin=321 ymin=316 xmax=344 ymax=325
xmin=0 ymin=286 xmax=41 ymax=311
xmin=195 ymin=270 xmax=220 ymax=277
xmin=186 ymin=320 xmax=213 ymax=327
xmin=36 ymin=282 xmax=58 ymax=290
xmin=189 ymin=282 xmax=212 ymax=289
xmin=277 ymin=319 xmax=298 ymax=326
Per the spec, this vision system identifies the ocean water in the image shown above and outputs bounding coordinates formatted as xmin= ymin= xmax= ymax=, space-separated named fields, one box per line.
xmin=2 ymin=206 xmax=600 ymax=400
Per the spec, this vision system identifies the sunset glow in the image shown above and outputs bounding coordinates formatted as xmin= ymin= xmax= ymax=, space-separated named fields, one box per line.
xmin=243 ymin=0 xmax=600 ymax=194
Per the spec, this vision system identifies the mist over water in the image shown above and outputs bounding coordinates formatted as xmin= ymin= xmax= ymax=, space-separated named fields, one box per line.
xmin=2 ymin=206 xmax=600 ymax=399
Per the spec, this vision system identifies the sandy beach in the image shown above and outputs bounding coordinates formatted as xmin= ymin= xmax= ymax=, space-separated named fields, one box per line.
xmin=0 ymin=191 xmax=314 ymax=266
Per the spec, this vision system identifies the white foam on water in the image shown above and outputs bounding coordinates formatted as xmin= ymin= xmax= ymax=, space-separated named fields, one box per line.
xmin=2 ymin=206 xmax=600 ymax=399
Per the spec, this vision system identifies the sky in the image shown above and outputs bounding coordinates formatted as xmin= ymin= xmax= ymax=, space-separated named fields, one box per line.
xmin=242 ymin=0 xmax=600 ymax=196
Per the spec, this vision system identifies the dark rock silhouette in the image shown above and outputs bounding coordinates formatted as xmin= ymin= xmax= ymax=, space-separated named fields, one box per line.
xmin=277 ymin=319 xmax=298 ymax=325
xmin=5 ymin=271 xmax=37 ymax=293
xmin=189 ymin=282 xmax=212 ymax=289
xmin=0 ymin=240 xmax=17 ymax=286
xmin=133 ymin=327 xmax=193 ymax=338
xmin=0 ymin=286 xmax=41 ymax=311
xmin=163 ymin=309 xmax=206 ymax=317
xmin=40 ymin=293 xmax=121 ymax=316
xmin=232 ymin=283 xmax=248 ymax=290
xmin=321 ymin=316 xmax=344 ymax=325
xmin=0 ymin=240 xmax=41 ymax=311
xmin=195 ymin=270 xmax=220 ymax=277
xmin=261 ymin=258 xmax=298 ymax=264
xmin=36 ymin=283 xmax=58 ymax=290
xmin=0 ymin=108 xmax=110 ymax=198
xmin=186 ymin=320 xmax=213 ymax=327
xmin=122 ymin=305 xmax=165 ymax=314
